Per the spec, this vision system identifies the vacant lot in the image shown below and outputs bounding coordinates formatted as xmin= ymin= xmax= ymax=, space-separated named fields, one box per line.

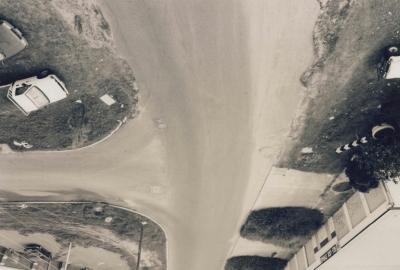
xmin=0 ymin=0 xmax=138 ymax=150
xmin=279 ymin=0 xmax=400 ymax=175
xmin=0 ymin=203 xmax=166 ymax=270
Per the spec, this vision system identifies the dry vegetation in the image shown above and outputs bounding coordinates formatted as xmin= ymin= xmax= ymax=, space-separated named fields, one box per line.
xmin=0 ymin=203 xmax=166 ymax=270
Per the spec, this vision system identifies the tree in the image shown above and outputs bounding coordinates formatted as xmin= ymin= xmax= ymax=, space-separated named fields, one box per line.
xmin=345 ymin=138 xmax=400 ymax=192
xmin=240 ymin=207 xmax=323 ymax=248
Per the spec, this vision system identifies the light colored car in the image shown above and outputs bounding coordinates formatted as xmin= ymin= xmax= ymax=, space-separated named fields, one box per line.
xmin=383 ymin=55 xmax=400 ymax=79
xmin=0 ymin=20 xmax=28 ymax=60
xmin=381 ymin=46 xmax=400 ymax=79
xmin=6 ymin=72 xmax=69 ymax=115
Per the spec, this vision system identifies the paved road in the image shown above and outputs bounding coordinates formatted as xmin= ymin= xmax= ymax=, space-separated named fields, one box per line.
xmin=0 ymin=1 xmax=319 ymax=269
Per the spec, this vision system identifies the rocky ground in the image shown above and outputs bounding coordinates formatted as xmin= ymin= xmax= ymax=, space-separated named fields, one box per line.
xmin=0 ymin=0 xmax=138 ymax=151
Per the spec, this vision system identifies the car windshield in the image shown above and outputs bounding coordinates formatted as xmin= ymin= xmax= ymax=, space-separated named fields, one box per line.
xmin=25 ymin=86 xmax=50 ymax=108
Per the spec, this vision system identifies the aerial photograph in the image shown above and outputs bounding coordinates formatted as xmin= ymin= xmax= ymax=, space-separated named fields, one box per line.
xmin=0 ymin=0 xmax=399 ymax=270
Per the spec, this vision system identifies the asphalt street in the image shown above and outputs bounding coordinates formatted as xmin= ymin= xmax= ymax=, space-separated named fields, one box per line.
xmin=0 ymin=1 xmax=319 ymax=269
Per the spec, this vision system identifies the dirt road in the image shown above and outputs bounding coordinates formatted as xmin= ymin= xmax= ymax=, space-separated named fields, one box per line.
xmin=0 ymin=1 xmax=319 ymax=269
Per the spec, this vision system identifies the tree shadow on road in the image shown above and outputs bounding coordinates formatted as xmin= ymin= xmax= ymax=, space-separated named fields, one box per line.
xmin=225 ymin=256 xmax=287 ymax=270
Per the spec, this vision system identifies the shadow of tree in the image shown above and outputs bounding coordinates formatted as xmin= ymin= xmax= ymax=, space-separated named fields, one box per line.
xmin=225 ymin=256 xmax=287 ymax=270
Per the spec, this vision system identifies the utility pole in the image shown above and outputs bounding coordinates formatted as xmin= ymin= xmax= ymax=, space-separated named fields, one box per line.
xmin=136 ymin=221 xmax=147 ymax=270
xmin=64 ymin=242 xmax=72 ymax=270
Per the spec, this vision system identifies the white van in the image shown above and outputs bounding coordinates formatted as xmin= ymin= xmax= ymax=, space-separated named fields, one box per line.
xmin=6 ymin=72 xmax=69 ymax=116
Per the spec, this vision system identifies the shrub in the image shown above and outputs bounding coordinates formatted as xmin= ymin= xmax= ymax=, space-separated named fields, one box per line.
xmin=345 ymin=138 xmax=400 ymax=192
xmin=240 ymin=207 xmax=323 ymax=248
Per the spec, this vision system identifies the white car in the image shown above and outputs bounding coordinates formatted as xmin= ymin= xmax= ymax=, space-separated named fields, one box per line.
xmin=382 ymin=46 xmax=400 ymax=79
xmin=0 ymin=20 xmax=28 ymax=60
xmin=6 ymin=72 xmax=69 ymax=115
xmin=383 ymin=56 xmax=400 ymax=79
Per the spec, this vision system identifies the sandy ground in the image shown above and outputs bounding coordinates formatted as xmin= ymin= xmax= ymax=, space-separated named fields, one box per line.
xmin=69 ymin=246 xmax=130 ymax=270
xmin=0 ymin=1 xmax=319 ymax=269
xmin=0 ymin=230 xmax=61 ymax=253
xmin=230 ymin=237 xmax=290 ymax=258
xmin=252 ymin=168 xmax=335 ymax=211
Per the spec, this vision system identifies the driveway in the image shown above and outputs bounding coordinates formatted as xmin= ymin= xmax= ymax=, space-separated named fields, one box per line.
xmin=0 ymin=1 xmax=319 ymax=270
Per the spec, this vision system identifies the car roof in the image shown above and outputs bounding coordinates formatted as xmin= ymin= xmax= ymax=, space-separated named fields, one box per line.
xmin=34 ymin=76 xmax=68 ymax=102
xmin=386 ymin=56 xmax=400 ymax=79
xmin=0 ymin=20 xmax=27 ymax=59
xmin=25 ymin=86 xmax=50 ymax=108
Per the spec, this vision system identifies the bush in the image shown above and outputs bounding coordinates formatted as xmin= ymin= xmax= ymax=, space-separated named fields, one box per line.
xmin=225 ymin=256 xmax=287 ymax=270
xmin=345 ymin=138 xmax=400 ymax=192
xmin=240 ymin=207 xmax=323 ymax=248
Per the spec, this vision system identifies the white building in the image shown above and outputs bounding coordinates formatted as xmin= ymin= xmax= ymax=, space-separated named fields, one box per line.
xmin=285 ymin=181 xmax=400 ymax=270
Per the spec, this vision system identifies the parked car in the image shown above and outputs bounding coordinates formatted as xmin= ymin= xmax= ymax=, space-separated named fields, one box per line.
xmin=24 ymin=243 xmax=52 ymax=260
xmin=0 ymin=20 xmax=28 ymax=60
xmin=379 ymin=45 xmax=400 ymax=79
xmin=6 ymin=71 xmax=69 ymax=115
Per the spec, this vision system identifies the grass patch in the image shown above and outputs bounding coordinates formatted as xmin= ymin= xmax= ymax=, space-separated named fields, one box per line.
xmin=0 ymin=0 xmax=138 ymax=151
xmin=240 ymin=207 xmax=323 ymax=249
xmin=225 ymin=256 xmax=287 ymax=270
xmin=279 ymin=0 xmax=400 ymax=174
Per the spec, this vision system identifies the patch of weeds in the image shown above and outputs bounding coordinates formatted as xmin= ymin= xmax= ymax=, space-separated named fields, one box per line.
xmin=301 ymin=0 xmax=352 ymax=85
xmin=0 ymin=203 xmax=166 ymax=269
xmin=0 ymin=0 xmax=138 ymax=151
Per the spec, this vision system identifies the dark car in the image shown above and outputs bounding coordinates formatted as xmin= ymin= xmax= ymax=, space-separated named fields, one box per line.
xmin=24 ymin=243 xmax=52 ymax=260
xmin=0 ymin=20 xmax=28 ymax=60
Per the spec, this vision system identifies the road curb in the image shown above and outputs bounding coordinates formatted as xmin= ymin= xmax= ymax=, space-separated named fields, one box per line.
xmin=2 ymin=119 xmax=125 ymax=155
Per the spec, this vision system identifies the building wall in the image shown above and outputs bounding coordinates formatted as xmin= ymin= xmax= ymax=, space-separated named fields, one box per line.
xmin=284 ymin=182 xmax=390 ymax=270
